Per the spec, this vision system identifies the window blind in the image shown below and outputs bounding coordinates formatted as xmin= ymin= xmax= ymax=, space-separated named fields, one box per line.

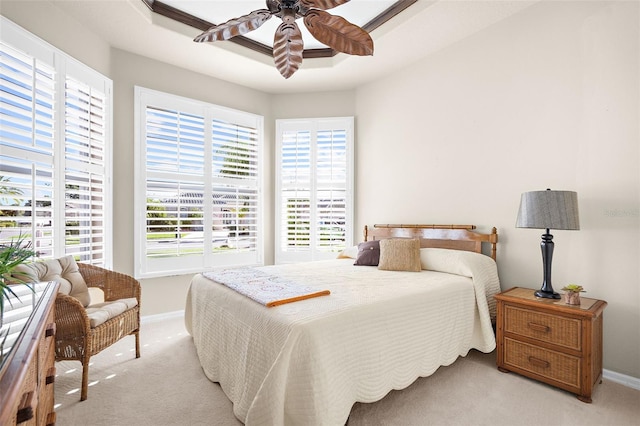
xmin=275 ymin=118 xmax=353 ymax=264
xmin=212 ymin=120 xmax=260 ymax=254
xmin=64 ymin=77 xmax=108 ymax=263
xmin=0 ymin=18 xmax=112 ymax=266
xmin=135 ymin=87 xmax=263 ymax=278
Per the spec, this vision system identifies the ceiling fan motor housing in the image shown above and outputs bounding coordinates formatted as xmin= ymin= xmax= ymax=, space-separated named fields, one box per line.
xmin=273 ymin=0 xmax=308 ymax=20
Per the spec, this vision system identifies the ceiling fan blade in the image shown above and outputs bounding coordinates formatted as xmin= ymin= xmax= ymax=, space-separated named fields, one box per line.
xmin=273 ymin=21 xmax=304 ymax=79
xmin=300 ymin=0 xmax=350 ymax=11
xmin=194 ymin=9 xmax=272 ymax=42
xmin=303 ymin=10 xmax=373 ymax=56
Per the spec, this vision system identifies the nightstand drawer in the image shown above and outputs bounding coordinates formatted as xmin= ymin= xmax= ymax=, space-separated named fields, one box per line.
xmin=504 ymin=305 xmax=581 ymax=351
xmin=504 ymin=338 xmax=581 ymax=388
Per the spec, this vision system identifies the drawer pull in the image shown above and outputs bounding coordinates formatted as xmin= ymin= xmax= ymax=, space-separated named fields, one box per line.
xmin=16 ymin=391 xmax=36 ymax=423
xmin=46 ymin=412 xmax=57 ymax=426
xmin=528 ymin=356 xmax=550 ymax=369
xmin=46 ymin=366 xmax=56 ymax=385
xmin=45 ymin=322 xmax=56 ymax=338
xmin=527 ymin=322 xmax=550 ymax=333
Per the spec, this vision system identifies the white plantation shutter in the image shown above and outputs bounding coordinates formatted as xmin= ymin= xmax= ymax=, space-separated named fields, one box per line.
xmin=212 ymin=120 xmax=259 ymax=178
xmin=0 ymin=41 xmax=56 ymax=257
xmin=316 ymin=129 xmax=348 ymax=252
xmin=275 ymin=118 xmax=353 ymax=264
xmin=64 ymin=77 xmax=108 ymax=264
xmin=280 ymin=130 xmax=311 ymax=252
xmin=212 ymin=118 xmax=260 ymax=259
xmin=135 ymin=87 xmax=263 ymax=278
xmin=143 ymin=107 xmax=206 ymax=262
xmin=0 ymin=18 xmax=112 ymax=265
xmin=145 ymin=108 xmax=205 ymax=175
xmin=0 ymin=281 xmax=49 ymax=356
xmin=0 ymin=155 xmax=55 ymax=257
xmin=141 ymin=105 xmax=207 ymax=274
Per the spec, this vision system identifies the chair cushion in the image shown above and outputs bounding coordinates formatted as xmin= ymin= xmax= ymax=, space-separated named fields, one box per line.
xmin=85 ymin=298 xmax=138 ymax=328
xmin=13 ymin=255 xmax=91 ymax=307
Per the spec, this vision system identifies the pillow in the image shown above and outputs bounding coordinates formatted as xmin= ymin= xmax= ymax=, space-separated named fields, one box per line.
xmin=420 ymin=247 xmax=493 ymax=276
xmin=378 ymin=238 xmax=421 ymax=272
xmin=12 ymin=255 xmax=91 ymax=307
xmin=337 ymin=245 xmax=358 ymax=259
xmin=353 ymin=240 xmax=381 ymax=266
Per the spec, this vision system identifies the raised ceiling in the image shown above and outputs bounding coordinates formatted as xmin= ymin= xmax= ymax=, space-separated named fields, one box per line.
xmin=49 ymin=0 xmax=537 ymax=94
xmin=148 ymin=0 xmax=415 ymax=57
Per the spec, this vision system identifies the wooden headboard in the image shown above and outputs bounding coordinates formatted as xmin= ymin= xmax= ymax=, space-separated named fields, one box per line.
xmin=364 ymin=224 xmax=498 ymax=261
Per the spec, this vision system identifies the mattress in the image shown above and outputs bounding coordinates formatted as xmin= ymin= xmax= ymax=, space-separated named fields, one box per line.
xmin=185 ymin=248 xmax=500 ymax=425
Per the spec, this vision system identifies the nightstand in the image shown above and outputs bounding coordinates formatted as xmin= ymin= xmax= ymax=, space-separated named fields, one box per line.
xmin=495 ymin=287 xmax=607 ymax=403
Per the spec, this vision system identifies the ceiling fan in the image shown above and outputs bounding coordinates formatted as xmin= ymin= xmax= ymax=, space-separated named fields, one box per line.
xmin=193 ymin=0 xmax=374 ymax=79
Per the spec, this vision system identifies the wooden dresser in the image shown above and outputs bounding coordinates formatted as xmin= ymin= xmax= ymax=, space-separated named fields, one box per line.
xmin=0 ymin=282 xmax=59 ymax=425
xmin=495 ymin=286 xmax=607 ymax=403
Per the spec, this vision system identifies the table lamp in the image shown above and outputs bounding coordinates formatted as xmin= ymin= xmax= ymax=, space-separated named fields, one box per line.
xmin=516 ymin=189 xmax=580 ymax=299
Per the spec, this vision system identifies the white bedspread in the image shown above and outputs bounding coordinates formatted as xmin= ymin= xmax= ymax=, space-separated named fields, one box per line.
xmin=185 ymin=248 xmax=500 ymax=426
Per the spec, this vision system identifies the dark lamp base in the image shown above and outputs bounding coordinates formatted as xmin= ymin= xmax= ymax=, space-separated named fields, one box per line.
xmin=535 ymin=289 xmax=561 ymax=299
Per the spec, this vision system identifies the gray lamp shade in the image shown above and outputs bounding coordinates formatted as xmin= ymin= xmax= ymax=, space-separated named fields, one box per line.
xmin=516 ymin=190 xmax=580 ymax=230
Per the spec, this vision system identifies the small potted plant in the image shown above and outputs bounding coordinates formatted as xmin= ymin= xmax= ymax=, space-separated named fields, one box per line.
xmin=561 ymin=284 xmax=585 ymax=305
xmin=0 ymin=234 xmax=37 ymax=326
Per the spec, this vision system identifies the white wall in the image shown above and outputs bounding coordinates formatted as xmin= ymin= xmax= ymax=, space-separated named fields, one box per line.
xmin=271 ymin=91 xmax=356 ymax=119
xmin=0 ymin=1 xmax=110 ymax=76
xmin=355 ymin=1 xmax=639 ymax=377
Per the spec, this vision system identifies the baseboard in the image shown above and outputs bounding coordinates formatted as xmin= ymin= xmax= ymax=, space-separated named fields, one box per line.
xmin=603 ymin=369 xmax=640 ymax=390
xmin=141 ymin=309 xmax=185 ymax=324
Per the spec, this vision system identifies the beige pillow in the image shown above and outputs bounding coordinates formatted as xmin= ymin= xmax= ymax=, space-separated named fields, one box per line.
xmin=378 ymin=238 xmax=421 ymax=272
xmin=13 ymin=255 xmax=91 ymax=307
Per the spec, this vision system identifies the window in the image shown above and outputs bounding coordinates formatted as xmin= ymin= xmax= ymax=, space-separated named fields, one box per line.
xmin=275 ymin=117 xmax=353 ymax=263
xmin=0 ymin=17 xmax=112 ymax=266
xmin=134 ymin=87 xmax=263 ymax=278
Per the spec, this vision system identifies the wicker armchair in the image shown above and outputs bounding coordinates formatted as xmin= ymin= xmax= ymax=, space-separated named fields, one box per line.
xmin=54 ymin=263 xmax=141 ymax=401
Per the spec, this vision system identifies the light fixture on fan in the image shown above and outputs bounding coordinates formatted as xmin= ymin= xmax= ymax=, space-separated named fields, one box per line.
xmin=193 ymin=0 xmax=374 ymax=79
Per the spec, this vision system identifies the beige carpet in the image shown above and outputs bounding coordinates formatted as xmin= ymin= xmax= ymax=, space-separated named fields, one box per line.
xmin=54 ymin=313 xmax=639 ymax=426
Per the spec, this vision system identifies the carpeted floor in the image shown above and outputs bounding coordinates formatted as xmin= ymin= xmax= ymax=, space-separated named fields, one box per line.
xmin=54 ymin=313 xmax=640 ymax=426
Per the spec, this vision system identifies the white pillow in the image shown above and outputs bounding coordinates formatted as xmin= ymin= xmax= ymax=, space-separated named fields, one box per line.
xmin=337 ymin=245 xmax=358 ymax=259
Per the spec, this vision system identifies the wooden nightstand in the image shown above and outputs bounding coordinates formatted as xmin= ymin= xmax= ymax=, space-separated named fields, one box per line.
xmin=495 ymin=287 xmax=607 ymax=403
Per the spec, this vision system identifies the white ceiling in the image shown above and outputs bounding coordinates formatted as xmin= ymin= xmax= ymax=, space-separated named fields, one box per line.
xmin=50 ymin=0 xmax=538 ymax=94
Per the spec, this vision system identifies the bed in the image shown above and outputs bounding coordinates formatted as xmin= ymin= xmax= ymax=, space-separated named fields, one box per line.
xmin=185 ymin=224 xmax=500 ymax=425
